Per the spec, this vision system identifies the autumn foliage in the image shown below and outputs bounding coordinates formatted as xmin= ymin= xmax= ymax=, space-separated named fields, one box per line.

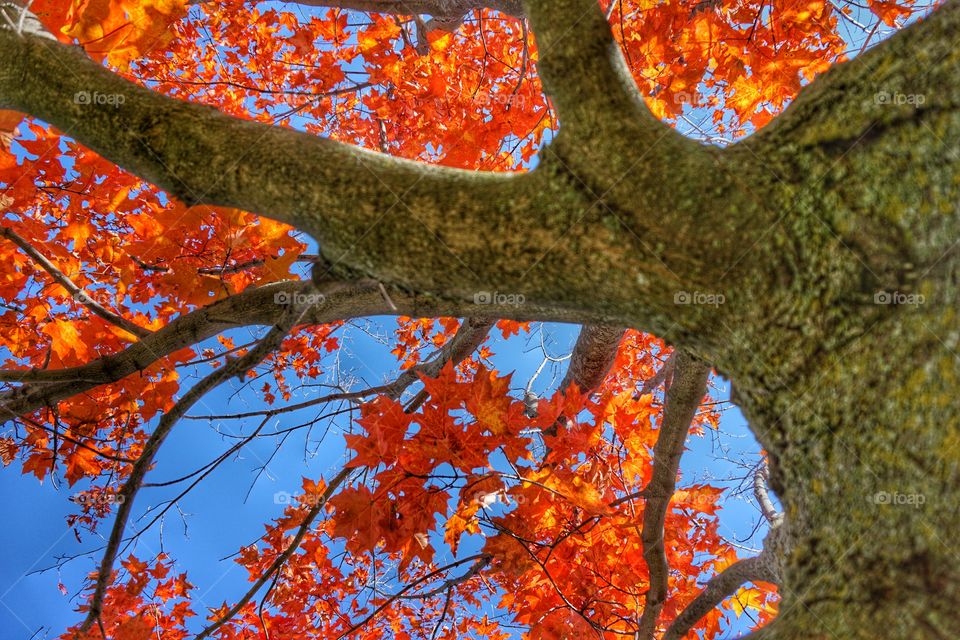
xmin=0 ymin=0 xmax=926 ymax=638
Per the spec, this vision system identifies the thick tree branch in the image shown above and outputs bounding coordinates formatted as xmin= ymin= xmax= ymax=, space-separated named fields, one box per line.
xmin=635 ymin=352 xmax=710 ymax=638
xmin=0 ymin=281 xmax=584 ymax=419
xmin=521 ymin=0 xmax=720 ymax=237
xmin=0 ymin=3 xmax=743 ymax=354
xmin=662 ymin=552 xmax=779 ymax=640
xmin=535 ymin=324 xmax=625 ymax=438
xmin=558 ymin=324 xmax=626 ymax=393
xmin=0 ymin=15 xmax=538 ymax=298
xmin=522 ymin=0 xmax=661 ymax=138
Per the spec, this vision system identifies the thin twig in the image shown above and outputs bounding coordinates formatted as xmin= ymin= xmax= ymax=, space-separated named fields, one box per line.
xmin=0 ymin=226 xmax=151 ymax=338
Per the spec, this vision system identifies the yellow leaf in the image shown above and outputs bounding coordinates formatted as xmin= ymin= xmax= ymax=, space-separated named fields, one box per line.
xmin=41 ymin=318 xmax=88 ymax=363
xmin=730 ymin=586 xmax=768 ymax=617
xmin=62 ymin=221 xmax=92 ymax=246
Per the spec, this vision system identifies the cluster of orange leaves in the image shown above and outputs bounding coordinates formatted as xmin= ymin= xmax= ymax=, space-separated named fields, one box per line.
xmin=65 ymin=554 xmax=194 ymax=640
xmin=213 ymin=336 xmax=776 ymax=639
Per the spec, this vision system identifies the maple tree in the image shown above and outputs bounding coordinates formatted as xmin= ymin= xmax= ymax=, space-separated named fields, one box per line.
xmin=0 ymin=0 xmax=957 ymax=637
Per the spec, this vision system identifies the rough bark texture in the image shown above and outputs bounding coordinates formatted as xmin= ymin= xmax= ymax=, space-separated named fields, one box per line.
xmin=663 ymin=552 xmax=780 ymax=640
xmin=0 ymin=280 xmax=585 ymax=419
xmin=636 ymin=352 xmax=712 ymax=638
xmin=0 ymin=0 xmax=754 ymax=354
xmin=721 ymin=6 xmax=960 ymax=636
xmin=558 ymin=324 xmax=626 ymax=392
xmin=2 ymin=0 xmax=960 ymax=636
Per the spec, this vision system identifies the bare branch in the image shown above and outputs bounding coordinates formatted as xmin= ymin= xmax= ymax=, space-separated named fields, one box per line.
xmin=186 ymin=316 xmax=494 ymax=421
xmin=0 ymin=281 xmax=578 ymax=420
xmin=662 ymin=553 xmax=778 ymax=640
xmin=635 ymin=351 xmax=710 ymax=638
xmin=753 ymin=462 xmax=782 ymax=526
xmin=194 ymin=465 xmax=354 ymax=640
xmin=14 ymin=414 xmax=136 ymax=464
xmin=397 ymin=554 xmax=492 ymax=600
xmin=335 ymin=553 xmax=493 ymax=639
xmin=77 ymin=301 xmax=306 ymax=634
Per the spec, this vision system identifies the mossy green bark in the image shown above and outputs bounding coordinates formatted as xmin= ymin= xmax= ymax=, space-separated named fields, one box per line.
xmin=722 ymin=5 xmax=960 ymax=636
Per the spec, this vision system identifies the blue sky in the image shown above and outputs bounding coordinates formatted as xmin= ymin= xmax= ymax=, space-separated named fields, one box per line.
xmin=0 ymin=317 xmax=770 ymax=638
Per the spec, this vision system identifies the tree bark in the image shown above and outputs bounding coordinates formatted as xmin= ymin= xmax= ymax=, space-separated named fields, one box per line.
xmin=636 ymin=352 xmax=711 ymax=638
